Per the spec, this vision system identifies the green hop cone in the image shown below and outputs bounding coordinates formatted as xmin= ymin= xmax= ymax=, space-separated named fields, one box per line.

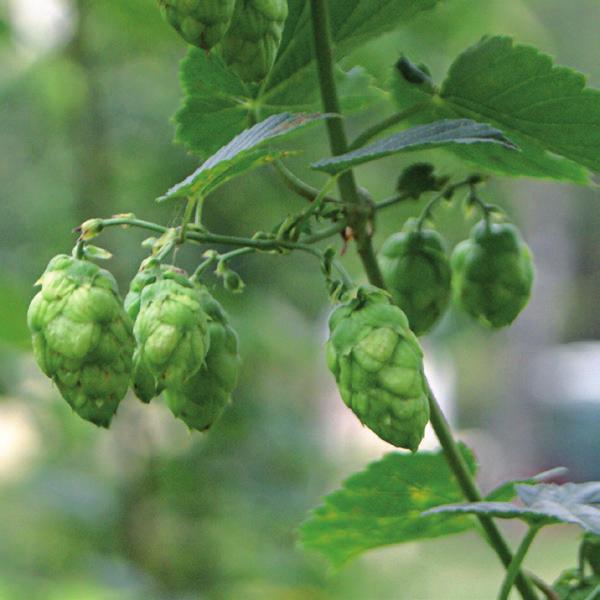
xmin=27 ymin=255 xmax=134 ymax=427
xmin=165 ymin=287 xmax=240 ymax=431
xmin=451 ymin=220 xmax=534 ymax=328
xmin=133 ymin=270 xmax=210 ymax=390
xmin=157 ymin=0 xmax=236 ymax=50
xmin=124 ymin=260 xmax=169 ymax=403
xmin=222 ymin=0 xmax=288 ymax=82
xmin=326 ymin=286 xmax=430 ymax=451
xmin=378 ymin=220 xmax=452 ymax=336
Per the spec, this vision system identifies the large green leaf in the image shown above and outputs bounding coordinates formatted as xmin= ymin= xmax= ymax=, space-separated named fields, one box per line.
xmin=425 ymin=482 xmax=600 ymax=535
xmin=261 ymin=0 xmax=442 ymax=108
xmin=311 ymin=118 xmax=516 ymax=175
xmin=175 ymin=0 xmax=441 ymax=157
xmin=299 ymin=445 xmax=477 ymax=569
xmin=160 ymin=112 xmax=327 ymax=202
xmin=392 ymin=37 xmax=596 ymax=183
xmin=175 ymin=49 xmax=252 ymax=159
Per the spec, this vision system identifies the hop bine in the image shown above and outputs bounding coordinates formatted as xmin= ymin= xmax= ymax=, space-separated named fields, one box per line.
xmin=378 ymin=220 xmax=452 ymax=336
xmin=27 ymin=255 xmax=134 ymax=427
xmin=451 ymin=220 xmax=534 ymax=328
xmin=326 ymin=286 xmax=430 ymax=452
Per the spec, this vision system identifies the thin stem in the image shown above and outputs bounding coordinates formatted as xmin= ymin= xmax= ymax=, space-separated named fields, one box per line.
xmin=375 ymin=193 xmax=411 ymax=211
xmin=584 ymin=585 xmax=600 ymax=600
xmin=415 ymin=179 xmax=472 ymax=232
xmin=426 ymin=383 xmax=539 ymax=600
xmin=310 ymin=0 xmax=385 ymax=288
xmin=305 ymin=221 xmax=347 ymax=243
xmin=349 ymin=102 xmax=430 ymax=151
xmin=498 ymin=527 xmax=540 ymax=600
xmin=525 ymin=572 xmax=559 ymax=600
xmin=274 ymin=160 xmax=337 ymax=204
xmin=180 ymin=196 xmax=197 ymax=243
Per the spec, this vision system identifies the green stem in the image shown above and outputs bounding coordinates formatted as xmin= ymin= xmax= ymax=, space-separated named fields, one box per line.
xmin=375 ymin=193 xmax=410 ymax=211
xmin=525 ymin=572 xmax=559 ymax=600
xmin=426 ymin=383 xmax=539 ymax=600
xmin=274 ymin=160 xmax=337 ymax=204
xmin=349 ymin=102 xmax=430 ymax=151
xmin=498 ymin=527 xmax=540 ymax=600
xmin=584 ymin=585 xmax=600 ymax=600
xmin=310 ymin=0 xmax=385 ymax=288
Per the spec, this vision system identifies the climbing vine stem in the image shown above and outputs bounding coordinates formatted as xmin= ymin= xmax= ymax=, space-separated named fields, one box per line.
xmin=309 ymin=1 xmax=537 ymax=599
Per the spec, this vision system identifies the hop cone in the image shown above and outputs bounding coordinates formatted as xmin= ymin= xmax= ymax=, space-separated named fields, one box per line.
xmin=222 ymin=0 xmax=288 ymax=82
xmin=378 ymin=220 xmax=452 ymax=336
xmin=326 ymin=286 xmax=430 ymax=451
xmin=165 ymin=287 xmax=240 ymax=431
xmin=133 ymin=271 xmax=210 ymax=390
xmin=124 ymin=260 xmax=170 ymax=403
xmin=451 ymin=221 xmax=534 ymax=328
xmin=157 ymin=0 xmax=236 ymax=50
xmin=27 ymin=255 xmax=134 ymax=427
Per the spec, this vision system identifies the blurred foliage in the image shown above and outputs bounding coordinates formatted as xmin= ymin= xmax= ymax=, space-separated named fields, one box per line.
xmin=1 ymin=0 xmax=600 ymax=598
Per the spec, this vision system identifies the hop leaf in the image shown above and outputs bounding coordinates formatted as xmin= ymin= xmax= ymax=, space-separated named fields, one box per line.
xmin=326 ymin=286 xmax=430 ymax=451
xmin=157 ymin=0 xmax=236 ymax=50
xmin=165 ymin=287 xmax=240 ymax=431
xmin=133 ymin=270 xmax=211 ymax=390
xmin=27 ymin=255 xmax=134 ymax=427
xmin=378 ymin=220 xmax=452 ymax=336
xmin=451 ymin=221 xmax=534 ymax=328
xmin=221 ymin=0 xmax=288 ymax=83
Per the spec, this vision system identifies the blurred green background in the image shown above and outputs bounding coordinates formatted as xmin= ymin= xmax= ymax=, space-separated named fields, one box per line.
xmin=1 ymin=0 xmax=600 ymax=598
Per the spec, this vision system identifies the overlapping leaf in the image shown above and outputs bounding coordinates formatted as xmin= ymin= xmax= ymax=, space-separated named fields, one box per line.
xmin=299 ymin=445 xmax=477 ymax=569
xmin=425 ymin=482 xmax=600 ymax=534
xmin=311 ymin=119 xmax=516 ymax=175
xmin=160 ymin=112 xmax=327 ymax=202
xmin=392 ymin=37 xmax=599 ymax=183
xmin=175 ymin=0 xmax=442 ymax=157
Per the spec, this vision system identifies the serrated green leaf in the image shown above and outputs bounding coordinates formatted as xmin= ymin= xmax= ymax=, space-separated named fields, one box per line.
xmin=160 ymin=112 xmax=327 ymax=202
xmin=486 ymin=467 xmax=568 ymax=502
xmin=311 ymin=119 xmax=516 ymax=175
xmin=174 ymin=49 xmax=253 ymax=159
xmin=261 ymin=0 xmax=442 ymax=109
xmin=426 ymin=482 xmax=600 ymax=535
xmin=392 ymin=37 xmax=596 ymax=183
xmin=299 ymin=445 xmax=477 ymax=569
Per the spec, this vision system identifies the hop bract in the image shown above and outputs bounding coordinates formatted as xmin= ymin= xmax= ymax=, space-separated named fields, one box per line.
xmin=27 ymin=255 xmax=134 ymax=427
xmin=378 ymin=221 xmax=452 ymax=336
xmin=157 ymin=0 xmax=236 ymax=50
xmin=222 ymin=0 xmax=288 ymax=82
xmin=133 ymin=270 xmax=210 ymax=390
xmin=451 ymin=221 xmax=534 ymax=328
xmin=326 ymin=286 xmax=430 ymax=452
xmin=165 ymin=287 xmax=240 ymax=431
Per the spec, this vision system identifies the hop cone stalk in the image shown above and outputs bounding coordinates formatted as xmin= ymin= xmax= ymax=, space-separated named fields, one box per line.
xmin=222 ymin=0 xmax=288 ymax=82
xmin=451 ymin=221 xmax=534 ymax=328
xmin=27 ymin=255 xmax=134 ymax=427
xmin=157 ymin=0 xmax=236 ymax=50
xmin=326 ymin=286 xmax=430 ymax=452
xmin=165 ymin=287 xmax=240 ymax=431
xmin=133 ymin=270 xmax=210 ymax=390
xmin=378 ymin=221 xmax=452 ymax=336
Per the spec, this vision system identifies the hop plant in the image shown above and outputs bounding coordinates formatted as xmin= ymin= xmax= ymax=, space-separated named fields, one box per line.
xmin=27 ymin=255 xmax=134 ymax=427
xmin=157 ymin=0 xmax=236 ymax=50
xmin=221 ymin=0 xmax=288 ymax=82
xmin=133 ymin=269 xmax=211 ymax=391
xmin=326 ymin=286 xmax=430 ymax=452
xmin=165 ymin=287 xmax=240 ymax=431
xmin=451 ymin=220 xmax=534 ymax=328
xmin=378 ymin=220 xmax=452 ymax=336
